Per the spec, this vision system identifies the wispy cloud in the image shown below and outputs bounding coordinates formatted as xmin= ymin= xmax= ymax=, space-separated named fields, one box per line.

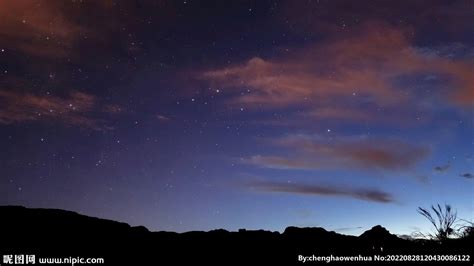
xmin=156 ymin=114 xmax=171 ymax=122
xmin=460 ymin=173 xmax=473 ymax=179
xmin=0 ymin=90 xmax=118 ymax=130
xmin=0 ymin=1 xmax=83 ymax=58
xmin=245 ymin=134 xmax=430 ymax=171
xmin=0 ymin=1 xmax=180 ymax=61
xmin=200 ymin=23 xmax=473 ymax=119
xmin=434 ymin=163 xmax=450 ymax=172
xmin=245 ymin=155 xmax=320 ymax=170
xmin=333 ymin=226 xmax=364 ymax=232
xmin=246 ymin=181 xmax=395 ymax=203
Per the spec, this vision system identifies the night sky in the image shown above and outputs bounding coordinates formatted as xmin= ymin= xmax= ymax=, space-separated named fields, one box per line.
xmin=1 ymin=0 xmax=473 ymax=236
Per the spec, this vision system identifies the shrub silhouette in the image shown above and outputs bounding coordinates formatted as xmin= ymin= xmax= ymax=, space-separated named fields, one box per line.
xmin=417 ymin=204 xmax=457 ymax=241
xmin=458 ymin=220 xmax=474 ymax=239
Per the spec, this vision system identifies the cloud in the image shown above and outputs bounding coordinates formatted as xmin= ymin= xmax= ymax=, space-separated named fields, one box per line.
xmin=156 ymin=114 xmax=171 ymax=121
xmin=333 ymin=226 xmax=364 ymax=232
xmin=434 ymin=164 xmax=450 ymax=172
xmin=0 ymin=1 xmax=83 ymax=58
xmin=245 ymin=155 xmax=321 ymax=170
xmin=245 ymin=135 xmax=430 ymax=171
xmin=200 ymin=22 xmax=474 ymax=116
xmin=0 ymin=90 xmax=117 ymax=130
xmin=460 ymin=173 xmax=473 ymax=179
xmin=201 ymin=24 xmax=411 ymax=108
xmin=0 ymin=1 xmax=180 ymax=60
xmin=247 ymin=181 xmax=394 ymax=203
xmin=278 ymin=0 xmax=473 ymax=37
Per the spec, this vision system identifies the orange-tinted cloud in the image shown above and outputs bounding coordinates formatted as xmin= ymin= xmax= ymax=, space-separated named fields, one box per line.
xmin=0 ymin=1 xmax=179 ymax=60
xmin=0 ymin=90 xmax=115 ymax=130
xmin=201 ymin=23 xmax=474 ymax=115
xmin=0 ymin=1 xmax=83 ymax=58
xmin=438 ymin=62 xmax=474 ymax=105
xmin=245 ymin=134 xmax=430 ymax=171
xmin=247 ymin=181 xmax=394 ymax=203
xmin=277 ymin=1 xmax=473 ymax=46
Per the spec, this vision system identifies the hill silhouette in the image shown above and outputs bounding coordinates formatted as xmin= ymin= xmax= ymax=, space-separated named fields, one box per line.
xmin=0 ymin=206 xmax=471 ymax=265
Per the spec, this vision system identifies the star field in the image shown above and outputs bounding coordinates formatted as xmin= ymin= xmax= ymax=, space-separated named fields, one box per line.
xmin=0 ymin=0 xmax=473 ymax=235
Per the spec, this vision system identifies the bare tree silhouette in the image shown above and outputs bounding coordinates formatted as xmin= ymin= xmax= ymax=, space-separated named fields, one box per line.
xmin=417 ymin=204 xmax=458 ymax=241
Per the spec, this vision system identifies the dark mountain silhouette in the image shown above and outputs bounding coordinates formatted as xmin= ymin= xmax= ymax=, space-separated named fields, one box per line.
xmin=0 ymin=206 xmax=471 ymax=265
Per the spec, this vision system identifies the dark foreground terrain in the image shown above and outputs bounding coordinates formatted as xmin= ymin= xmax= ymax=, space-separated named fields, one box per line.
xmin=0 ymin=206 xmax=472 ymax=265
